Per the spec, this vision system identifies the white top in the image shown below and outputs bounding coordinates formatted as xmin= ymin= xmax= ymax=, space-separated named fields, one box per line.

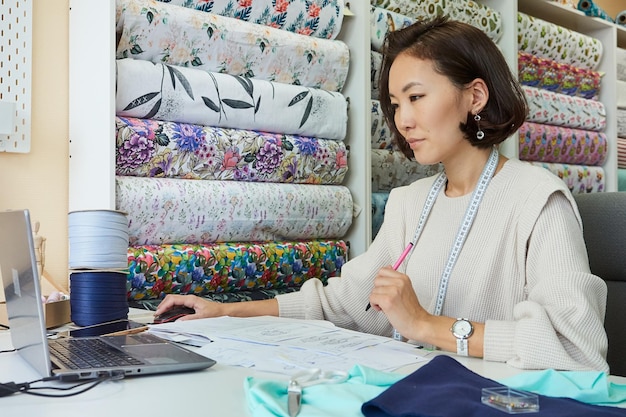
xmin=277 ymin=158 xmax=609 ymax=372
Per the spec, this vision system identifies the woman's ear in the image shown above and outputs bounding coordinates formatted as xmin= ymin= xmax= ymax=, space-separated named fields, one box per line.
xmin=469 ymin=78 xmax=489 ymax=114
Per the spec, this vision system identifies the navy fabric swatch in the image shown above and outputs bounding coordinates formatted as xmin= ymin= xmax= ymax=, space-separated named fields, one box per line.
xmin=362 ymin=355 xmax=626 ymax=417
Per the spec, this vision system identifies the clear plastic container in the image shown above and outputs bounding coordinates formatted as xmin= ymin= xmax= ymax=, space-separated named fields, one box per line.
xmin=481 ymin=387 xmax=539 ymax=414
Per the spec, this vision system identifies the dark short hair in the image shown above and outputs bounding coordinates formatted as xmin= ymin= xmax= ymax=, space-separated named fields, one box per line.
xmin=379 ymin=16 xmax=528 ymax=160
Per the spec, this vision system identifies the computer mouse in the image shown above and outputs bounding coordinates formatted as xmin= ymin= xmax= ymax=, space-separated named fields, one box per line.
xmin=153 ymin=306 xmax=196 ymax=324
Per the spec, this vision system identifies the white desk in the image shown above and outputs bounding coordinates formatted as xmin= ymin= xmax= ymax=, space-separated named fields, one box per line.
xmin=0 ymin=311 xmax=624 ymax=416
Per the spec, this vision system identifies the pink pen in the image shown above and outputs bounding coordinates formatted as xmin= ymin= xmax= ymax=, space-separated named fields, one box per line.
xmin=365 ymin=242 xmax=414 ymax=311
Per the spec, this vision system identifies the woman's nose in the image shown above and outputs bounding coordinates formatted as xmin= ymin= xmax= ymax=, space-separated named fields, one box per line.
xmin=395 ymin=104 xmax=415 ymax=131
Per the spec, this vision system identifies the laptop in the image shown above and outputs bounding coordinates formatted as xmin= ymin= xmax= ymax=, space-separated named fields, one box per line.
xmin=0 ymin=209 xmax=216 ymax=381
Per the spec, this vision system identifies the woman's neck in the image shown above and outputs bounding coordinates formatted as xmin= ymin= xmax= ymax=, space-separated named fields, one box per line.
xmin=443 ymin=147 xmax=505 ymax=197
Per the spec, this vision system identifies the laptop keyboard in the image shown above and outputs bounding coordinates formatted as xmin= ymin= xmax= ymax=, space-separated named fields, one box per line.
xmin=49 ymin=338 xmax=144 ymax=369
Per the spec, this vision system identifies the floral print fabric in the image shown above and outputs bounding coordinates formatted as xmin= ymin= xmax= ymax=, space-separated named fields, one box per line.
xmin=116 ymin=117 xmax=349 ymax=184
xmin=518 ymin=12 xmax=602 ymax=70
xmin=370 ymin=0 xmax=502 ymax=42
xmin=371 ymin=149 xmax=442 ymax=192
xmin=116 ymin=176 xmax=354 ymax=245
xmin=371 ymin=100 xmax=394 ymax=151
xmin=371 ymin=50 xmax=383 ymax=101
xmin=518 ymin=52 xmax=601 ymax=101
xmin=370 ymin=6 xmax=414 ymax=53
xmin=518 ymin=122 xmax=607 ymax=166
xmin=116 ymin=59 xmax=348 ymax=140
xmin=528 ymin=162 xmax=605 ymax=194
xmin=116 ymin=0 xmax=350 ymax=91
xmin=154 ymin=0 xmax=344 ymax=40
xmin=127 ymin=240 xmax=348 ymax=300
xmin=523 ymin=86 xmax=606 ymax=132
xmin=371 ymin=192 xmax=389 ymax=240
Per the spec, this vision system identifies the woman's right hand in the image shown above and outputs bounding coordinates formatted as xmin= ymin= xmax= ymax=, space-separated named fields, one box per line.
xmin=154 ymin=294 xmax=226 ymax=321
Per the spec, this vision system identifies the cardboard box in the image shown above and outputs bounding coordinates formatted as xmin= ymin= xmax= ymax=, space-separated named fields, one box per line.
xmin=0 ymin=299 xmax=71 ymax=329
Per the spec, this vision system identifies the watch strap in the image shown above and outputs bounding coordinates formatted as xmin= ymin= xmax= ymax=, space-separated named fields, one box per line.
xmin=456 ymin=338 xmax=469 ymax=356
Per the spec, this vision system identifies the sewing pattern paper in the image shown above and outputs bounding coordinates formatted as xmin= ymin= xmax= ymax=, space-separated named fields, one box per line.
xmin=518 ymin=122 xmax=607 ymax=166
xmin=116 ymin=176 xmax=354 ymax=245
xmin=153 ymin=0 xmax=345 ymax=40
xmin=127 ymin=240 xmax=348 ymax=300
xmin=116 ymin=117 xmax=348 ymax=185
xmin=116 ymin=0 xmax=350 ymax=92
xmin=116 ymin=59 xmax=348 ymax=141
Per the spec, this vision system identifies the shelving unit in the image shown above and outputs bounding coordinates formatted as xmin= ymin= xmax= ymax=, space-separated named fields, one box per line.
xmin=68 ymin=0 xmax=620 ymax=262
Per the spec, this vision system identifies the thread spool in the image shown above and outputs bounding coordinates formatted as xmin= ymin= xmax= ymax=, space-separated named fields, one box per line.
xmin=617 ymin=11 xmax=626 ymax=27
xmin=68 ymin=210 xmax=129 ymax=270
xmin=70 ymin=271 xmax=129 ymax=327
xmin=68 ymin=210 xmax=129 ymax=327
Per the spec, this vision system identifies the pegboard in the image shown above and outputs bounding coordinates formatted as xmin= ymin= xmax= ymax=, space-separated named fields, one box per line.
xmin=0 ymin=0 xmax=32 ymax=153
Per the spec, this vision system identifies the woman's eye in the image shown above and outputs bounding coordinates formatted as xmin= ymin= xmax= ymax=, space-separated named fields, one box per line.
xmin=409 ymin=95 xmax=422 ymax=102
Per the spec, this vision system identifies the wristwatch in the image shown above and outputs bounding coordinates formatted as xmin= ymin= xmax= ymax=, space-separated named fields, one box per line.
xmin=451 ymin=318 xmax=474 ymax=356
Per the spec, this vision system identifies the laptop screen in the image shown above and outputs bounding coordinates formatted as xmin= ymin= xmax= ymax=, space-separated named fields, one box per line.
xmin=0 ymin=209 xmax=53 ymax=378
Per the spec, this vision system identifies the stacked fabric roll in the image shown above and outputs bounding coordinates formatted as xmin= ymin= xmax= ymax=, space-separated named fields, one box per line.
xmin=68 ymin=210 xmax=130 ymax=326
xmin=114 ymin=0 xmax=352 ymax=301
xmin=368 ymin=1 xmax=503 ymax=238
xmin=615 ymin=48 xmax=626 ymax=191
xmin=517 ymin=13 xmax=607 ymax=194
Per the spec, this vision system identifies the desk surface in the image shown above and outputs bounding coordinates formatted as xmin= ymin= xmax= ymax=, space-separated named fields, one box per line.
xmin=0 ymin=310 xmax=623 ymax=416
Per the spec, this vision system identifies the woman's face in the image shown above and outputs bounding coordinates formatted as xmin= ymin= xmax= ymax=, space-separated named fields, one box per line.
xmin=388 ymin=52 xmax=475 ymax=166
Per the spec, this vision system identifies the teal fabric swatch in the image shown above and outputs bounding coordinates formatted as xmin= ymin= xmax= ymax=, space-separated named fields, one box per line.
xmin=244 ymin=365 xmax=403 ymax=417
xmin=500 ymin=369 xmax=626 ymax=406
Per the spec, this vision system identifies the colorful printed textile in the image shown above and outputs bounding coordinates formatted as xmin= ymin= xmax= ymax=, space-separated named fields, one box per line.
xmin=127 ymin=240 xmax=348 ymax=300
xmin=617 ymin=109 xmax=626 ymax=138
xmin=617 ymin=48 xmax=626 ymax=82
xmin=518 ymin=52 xmax=601 ymax=100
xmin=116 ymin=117 xmax=349 ymax=185
xmin=116 ymin=0 xmax=350 ymax=92
xmin=518 ymin=122 xmax=608 ymax=166
xmin=618 ymin=138 xmax=626 ymax=169
xmin=371 ymin=149 xmax=442 ymax=192
xmin=371 ymin=100 xmax=394 ymax=150
xmin=116 ymin=176 xmax=354 ymax=245
xmin=154 ymin=0 xmax=344 ymax=40
xmin=518 ymin=12 xmax=602 ymax=70
xmin=369 ymin=0 xmax=502 ymax=42
xmin=524 ymin=86 xmax=606 ymax=132
xmin=372 ymin=192 xmax=389 ymax=239
xmin=527 ymin=161 xmax=605 ymax=194
xmin=116 ymin=59 xmax=348 ymax=141
xmin=370 ymin=6 xmax=415 ymax=52
xmin=371 ymin=50 xmax=383 ymax=100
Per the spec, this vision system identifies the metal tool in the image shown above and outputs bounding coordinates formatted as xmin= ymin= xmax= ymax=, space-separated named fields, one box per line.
xmin=287 ymin=368 xmax=349 ymax=417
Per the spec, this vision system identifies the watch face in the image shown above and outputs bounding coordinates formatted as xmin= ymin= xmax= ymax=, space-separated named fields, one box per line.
xmin=453 ymin=320 xmax=473 ymax=338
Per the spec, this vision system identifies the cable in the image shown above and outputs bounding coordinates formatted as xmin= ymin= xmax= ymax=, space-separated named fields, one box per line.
xmin=0 ymin=373 xmax=124 ymax=398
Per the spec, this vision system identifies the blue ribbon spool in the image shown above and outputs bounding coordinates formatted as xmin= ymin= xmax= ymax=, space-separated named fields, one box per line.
xmin=70 ymin=271 xmax=129 ymax=327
